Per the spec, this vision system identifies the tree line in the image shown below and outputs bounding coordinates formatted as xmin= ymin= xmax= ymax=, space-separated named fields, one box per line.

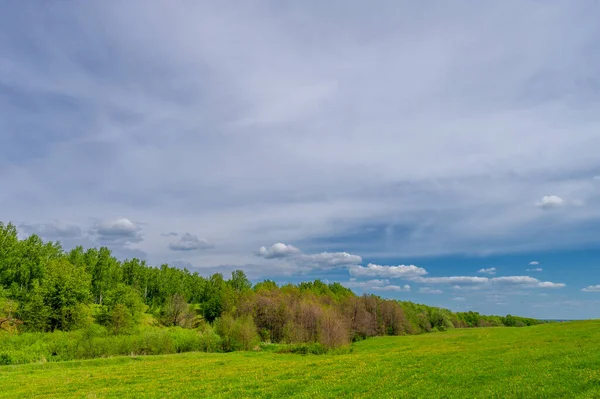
xmin=0 ymin=222 xmax=541 ymax=353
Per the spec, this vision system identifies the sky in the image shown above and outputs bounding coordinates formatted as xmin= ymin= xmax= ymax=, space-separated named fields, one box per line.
xmin=1 ymin=1 xmax=600 ymax=319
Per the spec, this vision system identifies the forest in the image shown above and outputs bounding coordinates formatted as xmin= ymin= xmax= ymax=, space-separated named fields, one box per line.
xmin=0 ymin=222 xmax=541 ymax=364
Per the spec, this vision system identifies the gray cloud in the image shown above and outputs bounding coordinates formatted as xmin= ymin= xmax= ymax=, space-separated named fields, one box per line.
xmin=20 ymin=222 xmax=82 ymax=239
xmin=169 ymin=233 xmax=214 ymax=251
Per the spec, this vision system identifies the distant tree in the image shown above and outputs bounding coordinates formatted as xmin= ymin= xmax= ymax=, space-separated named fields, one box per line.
xmin=19 ymin=283 xmax=51 ymax=332
xmin=228 ymin=270 xmax=252 ymax=294
xmin=236 ymin=314 xmax=259 ymax=350
xmin=110 ymin=304 xmax=134 ymax=334
xmin=41 ymin=258 xmax=92 ymax=331
xmin=161 ymin=294 xmax=195 ymax=327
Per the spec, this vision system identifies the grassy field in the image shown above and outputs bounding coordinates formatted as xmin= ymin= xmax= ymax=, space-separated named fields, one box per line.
xmin=1 ymin=320 xmax=599 ymax=398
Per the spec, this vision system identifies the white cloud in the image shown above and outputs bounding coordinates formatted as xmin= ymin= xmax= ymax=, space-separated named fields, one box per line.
xmin=492 ymin=276 xmax=564 ymax=288
xmin=537 ymin=281 xmax=565 ymax=288
xmin=258 ymin=243 xmax=302 ymax=259
xmin=349 ymin=263 xmax=428 ymax=279
xmin=477 ymin=267 xmax=497 ymax=275
xmin=416 ymin=275 xmax=564 ymax=289
xmin=529 ymin=261 xmax=540 ymax=265
xmin=419 ymin=287 xmax=443 ymax=294
xmin=452 ymin=297 xmax=466 ymax=301
xmin=581 ymin=285 xmax=600 ymax=292
xmin=169 ymin=233 xmax=214 ymax=251
xmin=299 ymin=252 xmax=363 ymax=267
xmin=492 ymin=276 xmax=538 ymax=284
xmin=91 ymin=218 xmax=143 ymax=244
xmin=526 ymin=267 xmax=543 ymax=272
xmin=372 ymin=284 xmax=411 ymax=292
xmin=416 ymin=276 xmax=488 ymax=285
xmin=452 ymin=285 xmax=485 ymax=292
xmin=342 ymin=279 xmax=410 ymax=292
xmin=257 ymin=242 xmax=361 ymax=270
xmin=534 ymin=195 xmax=564 ymax=209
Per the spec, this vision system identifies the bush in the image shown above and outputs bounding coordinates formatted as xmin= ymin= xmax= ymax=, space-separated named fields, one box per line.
xmin=197 ymin=324 xmax=222 ymax=353
xmin=275 ymin=343 xmax=327 ymax=355
xmin=215 ymin=313 xmax=260 ymax=352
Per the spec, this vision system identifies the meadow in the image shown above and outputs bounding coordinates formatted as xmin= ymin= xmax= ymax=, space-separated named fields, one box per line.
xmin=1 ymin=320 xmax=599 ymax=398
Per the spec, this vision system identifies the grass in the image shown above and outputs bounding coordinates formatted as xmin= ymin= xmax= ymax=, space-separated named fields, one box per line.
xmin=1 ymin=320 xmax=600 ymax=398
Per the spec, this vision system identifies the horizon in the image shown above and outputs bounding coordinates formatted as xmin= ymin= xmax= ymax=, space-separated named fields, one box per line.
xmin=2 ymin=2 xmax=600 ymax=320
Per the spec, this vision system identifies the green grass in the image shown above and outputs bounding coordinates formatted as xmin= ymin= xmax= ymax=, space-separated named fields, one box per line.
xmin=1 ymin=321 xmax=600 ymax=398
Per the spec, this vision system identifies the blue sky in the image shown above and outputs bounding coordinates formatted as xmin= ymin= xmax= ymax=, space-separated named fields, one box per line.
xmin=1 ymin=2 xmax=600 ymax=319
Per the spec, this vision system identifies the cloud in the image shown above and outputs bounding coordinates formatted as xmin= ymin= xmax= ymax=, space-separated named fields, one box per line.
xmin=581 ymin=285 xmax=600 ymax=292
xmin=169 ymin=233 xmax=214 ymax=251
xmin=526 ymin=267 xmax=543 ymax=272
xmin=529 ymin=261 xmax=540 ymax=265
xmin=372 ymin=284 xmax=411 ymax=292
xmin=20 ymin=222 xmax=82 ymax=239
xmin=536 ymin=281 xmax=565 ymax=288
xmin=492 ymin=276 xmax=539 ymax=284
xmin=343 ymin=279 xmax=410 ymax=292
xmin=299 ymin=252 xmax=363 ymax=267
xmin=161 ymin=232 xmax=179 ymax=237
xmin=415 ymin=276 xmax=488 ymax=285
xmin=257 ymin=242 xmax=362 ymax=270
xmin=258 ymin=243 xmax=302 ymax=259
xmin=90 ymin=218 xmax=143 ymax=245
xmin=452 ymin=285 xmax=485 ymax=292
xmin=419 ymin=287 xmax=443 ymax=294
xmin=477 ymin=267 xmax=497 ymax=275
xmin=349 ymin=263 xmax=428 ymax=279
xmin=492 ymin=276 xmax=564 ymax=288
xmin=416 ymin=275 xmax=564 ymax=289
xmin=452 ymin=297 xmax=466 ymax=301
xmin=534 ymin=195 xmax=564 ymax=209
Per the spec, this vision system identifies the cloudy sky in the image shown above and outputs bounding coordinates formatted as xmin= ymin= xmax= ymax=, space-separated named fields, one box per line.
xmin=2 ymin=2 xmax=600 ymax=319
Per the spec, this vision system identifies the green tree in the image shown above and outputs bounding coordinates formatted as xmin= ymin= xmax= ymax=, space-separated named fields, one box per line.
xmin=19 ymin=283 xmax=51 ymax=332
xmin=228 ymin=270 xmax=252 ymax=294
xmin=41 ymin=258 xmax=92 ymax=331
xmin=110 ymin=304 xmax=134 ymax=334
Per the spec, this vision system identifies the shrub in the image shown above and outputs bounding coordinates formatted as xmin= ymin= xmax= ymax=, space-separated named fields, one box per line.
xmin=275 ymin=343 xmax=327 ymax=355
xmin=215 ymin=313 xmax=259 ymax=352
